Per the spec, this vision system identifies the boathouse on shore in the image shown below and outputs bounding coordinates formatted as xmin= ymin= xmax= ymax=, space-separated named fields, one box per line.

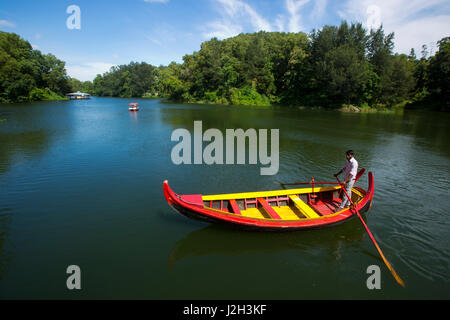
xmin=66 ymin=91 xmax=91 ymax=100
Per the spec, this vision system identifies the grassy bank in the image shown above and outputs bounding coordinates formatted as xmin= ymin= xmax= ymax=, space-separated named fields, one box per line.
xmin=0 ymin=88 xmax=68 ymax=103
xmin=161 ymin=95 xmax=412 ymax=113
xmin=30 ymin=88 xmax=68 ymax=101
xmin=337 ymin=102 xmax=408 ymax=113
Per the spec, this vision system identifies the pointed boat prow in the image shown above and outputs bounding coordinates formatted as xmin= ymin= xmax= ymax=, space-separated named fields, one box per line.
xmin=163 ymin=180 xmax=174 ymax=205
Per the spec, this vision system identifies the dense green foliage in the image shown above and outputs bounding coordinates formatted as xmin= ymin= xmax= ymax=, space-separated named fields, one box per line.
xmin=423 ymin=37 xmax=450 ymax=109
xmin=1 ymin=25 xmax=448 ymax=110
xmin=92 ymin=62 xmax=158 ymax=98
xmin=68 ymin=78 xmax=94 ymax=94
xmin=0 ymin=31 xmax=71 ymax=103
xmin=164 ymin=22 xmax=419 ymax=109
xmin=90 ymin=22 xmax=447 ymax=110
xmin=401 ymin=37 xmax=450 ymax=111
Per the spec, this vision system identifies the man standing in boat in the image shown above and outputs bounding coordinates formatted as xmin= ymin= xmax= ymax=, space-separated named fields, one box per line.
xmin=334 ymin=150 xmax=358 ymax=211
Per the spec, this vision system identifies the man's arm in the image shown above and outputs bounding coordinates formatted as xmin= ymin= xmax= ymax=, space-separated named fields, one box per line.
xmin=343 ymin=173 xmax=353 ymax=184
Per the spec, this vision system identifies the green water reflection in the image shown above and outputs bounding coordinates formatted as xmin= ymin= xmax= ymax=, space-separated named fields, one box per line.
xmin=0 ymin=98 xmax=449 ymax=299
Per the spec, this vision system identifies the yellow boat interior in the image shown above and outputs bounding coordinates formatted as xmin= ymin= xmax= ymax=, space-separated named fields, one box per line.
xmin=199 ymin=185 xmax=366 ymax=221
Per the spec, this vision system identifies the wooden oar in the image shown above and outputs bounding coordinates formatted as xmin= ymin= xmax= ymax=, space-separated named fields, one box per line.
xmin=336 ymin=176 xmax=405 ymax=287
xmin=277 ymin=181 xmax=340 ymax=186
xmin=278 ymin=168 xmax=366 ymax=187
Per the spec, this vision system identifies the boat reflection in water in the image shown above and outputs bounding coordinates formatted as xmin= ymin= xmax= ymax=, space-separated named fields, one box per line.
xmin=129 ymin=110 xmax=138 ymax=122
xmin=167 ymin=218 xmax=368 ymax=269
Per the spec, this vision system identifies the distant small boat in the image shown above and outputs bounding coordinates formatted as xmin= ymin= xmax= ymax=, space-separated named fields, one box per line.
xmin=163 ymin=171 xmax=374 ymax=231
xmin=66 ymin=91 xmax=91 ymax=100
xmin=128 ymin=103 xmax=139 ymax=111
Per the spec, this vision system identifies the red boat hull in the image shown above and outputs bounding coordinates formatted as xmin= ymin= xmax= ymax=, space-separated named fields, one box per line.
xmin=163 ymin=172 xmax=374 ymax=231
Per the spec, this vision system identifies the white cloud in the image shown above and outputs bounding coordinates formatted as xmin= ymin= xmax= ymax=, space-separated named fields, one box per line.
xmin=338 ymin=0 xmax=450 ymax=54
xmin=144 ymin=0 xmax=169 ymax=3
xmin=275 ymin=15 xmax=285 ymax=32
xmin=66 ymin=62 xmax=115 ymax=81
xmin=148 ymin=37 xmax=163 ymax=46
xmin=286 ymin=0 xmax=310 ymax=32
xmin=204 ymin=0 xmax=272 ymax=39
xmin=311 ymin=0 xmax=327 ymax=20
xmin=204 ymin=20 xmax=243 ymax=39
xmin=393 ymin=15 xmax=450 ymax=56
xmin=200 ymin=0 xmax=450 ymax=50
xmin=204 ymin=0 xmax=331 ymax=39
xmin=0 ymin=19 xmax=16 ymax=28
xmin=145 ymin=24 xmax=177 ymax=47
xmin=239 ymin=1 xmax=272 ymax=31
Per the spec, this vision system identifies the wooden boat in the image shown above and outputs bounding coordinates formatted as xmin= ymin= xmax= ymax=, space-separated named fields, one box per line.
xmin=163 ymin=171 xmax=374 ymax=231
xmin=128 ymin=103 xmax=139 ymax=111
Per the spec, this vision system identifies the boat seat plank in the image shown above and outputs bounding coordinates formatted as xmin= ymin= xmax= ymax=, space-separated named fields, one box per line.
xmin=352 ymin=188 xmax=364 ymax=198
xmin=229 ymin=199 xmax=241 ymax=215
xmin=289 ymin=195 xmax=321 ymax=218
xmin=257 ymin=198 xmax=282 ymax=219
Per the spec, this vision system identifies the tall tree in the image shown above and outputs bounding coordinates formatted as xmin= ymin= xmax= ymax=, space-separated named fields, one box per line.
xmin=426 ymin=37 xmax=450 ymax=109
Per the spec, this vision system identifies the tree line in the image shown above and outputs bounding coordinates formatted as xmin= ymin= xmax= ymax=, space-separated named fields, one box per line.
xmin=91 ymin=21 xmax=449 ymax=111
xmin=1 ymin=23 xmax=448 ymax=110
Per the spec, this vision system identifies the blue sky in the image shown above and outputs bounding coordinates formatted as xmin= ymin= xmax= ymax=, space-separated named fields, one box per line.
xmin=1 ymin=0 xmax=449 ymax=81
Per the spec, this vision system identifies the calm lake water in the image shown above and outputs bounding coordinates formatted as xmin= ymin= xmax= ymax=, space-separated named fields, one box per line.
xmin=0 ymin=97 xmax=449 ymax=299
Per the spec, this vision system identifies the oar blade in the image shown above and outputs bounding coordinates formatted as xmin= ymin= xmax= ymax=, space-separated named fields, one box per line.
xmin=357 ymin=210 xmax=406 ymax=287
xmin=338 ymin=175 xmax=405 ymax=288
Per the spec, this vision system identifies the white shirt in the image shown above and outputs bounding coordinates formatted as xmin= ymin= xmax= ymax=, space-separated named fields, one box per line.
xmin=342 ymin=157 xmax=358 ymax=181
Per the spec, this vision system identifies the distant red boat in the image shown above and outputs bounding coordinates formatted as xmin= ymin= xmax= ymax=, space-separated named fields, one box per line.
xmin=128 ymin=103 xmax=139 ymax=111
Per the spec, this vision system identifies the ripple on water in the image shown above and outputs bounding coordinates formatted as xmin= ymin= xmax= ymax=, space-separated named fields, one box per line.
xmin=384 ymin=209 xmax=450 ymax=283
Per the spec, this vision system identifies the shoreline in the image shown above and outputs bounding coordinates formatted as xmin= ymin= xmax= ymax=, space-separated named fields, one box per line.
xmin=160 ymin=98 xmax=408 ymax=113
xmin=3 ymin=95 xmax=444 ymax=113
